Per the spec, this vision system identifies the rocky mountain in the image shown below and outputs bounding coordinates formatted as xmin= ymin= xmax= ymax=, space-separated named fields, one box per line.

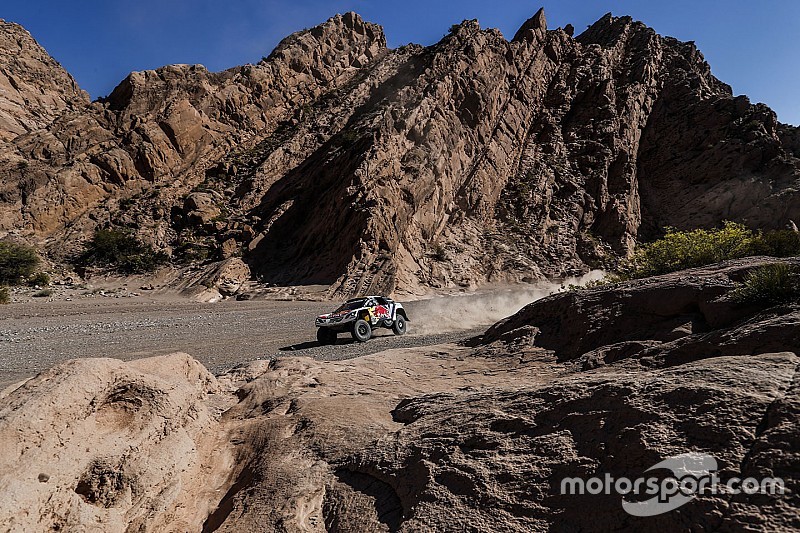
xmin=1 ymin=10 xmax=799 ymax=297
xmin=0 ymin=20 xmax=88 ymax=143
xmin=2 ymin=257 xmax=798 ymax=531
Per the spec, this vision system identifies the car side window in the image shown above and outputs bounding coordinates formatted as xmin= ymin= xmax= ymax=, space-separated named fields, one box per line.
xmin=365 ymin=298 xmax=376 ymax=307
xmin=376 ymin=297 xmax=388 ymax=305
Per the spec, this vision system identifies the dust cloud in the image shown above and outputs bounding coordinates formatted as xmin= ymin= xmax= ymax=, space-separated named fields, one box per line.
xmin=407 ymin=271 xmax=605 ymax=335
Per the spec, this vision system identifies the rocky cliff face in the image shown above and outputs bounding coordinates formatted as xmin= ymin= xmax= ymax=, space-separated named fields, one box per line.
xmin=1 ymin=10 xmax=799 ymax=296
xmin=0 ymin=20 xmax=88 ymax=143
xmin=0 ymin=12 xmax=385 ymax=240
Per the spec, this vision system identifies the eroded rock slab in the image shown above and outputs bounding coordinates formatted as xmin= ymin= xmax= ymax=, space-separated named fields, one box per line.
xmin=481 ymin=257 xmax=800 ymax=369
xmin=0 ymin=353 xmax=233 ymax=532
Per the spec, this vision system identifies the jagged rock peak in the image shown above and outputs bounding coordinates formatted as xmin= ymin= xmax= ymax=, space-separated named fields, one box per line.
xmin=266 ymin=11 xmax=386 ymax=64
xmin=105 ymin=11 xmax=386 ymax=115
xmin=1 ymin=9 xmax=799 ymax=299
xmin=0 ymin=19 xmax=89 ymax=141
xmin=513 ymin=7 xmax=547 ymax=42
xmin=576 ymin=11 xmax=654 ymax=49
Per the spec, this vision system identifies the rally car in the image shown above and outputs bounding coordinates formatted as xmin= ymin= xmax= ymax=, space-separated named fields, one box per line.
xmin=315 ymin=296 xmax=410 ymax=344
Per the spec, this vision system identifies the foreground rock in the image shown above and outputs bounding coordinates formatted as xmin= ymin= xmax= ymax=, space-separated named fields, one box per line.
xmin=4 ymin=350 xmax=796 ymax=531
xmin=209 ymin=352 xmax=799 ymax=532
xmin=0 ymin=353 xmax=232 ymax=532
xmin=480 ymin=256 xmax=800 ymax=369
xmin=1 ymin=260 xmax=798 ymax=531
xmin=1 ymin=10 xmax=799 ymax=296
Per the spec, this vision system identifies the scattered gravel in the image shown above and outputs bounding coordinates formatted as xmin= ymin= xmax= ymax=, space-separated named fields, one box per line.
xmin=2 ymin=297 xmax=486 ymax=388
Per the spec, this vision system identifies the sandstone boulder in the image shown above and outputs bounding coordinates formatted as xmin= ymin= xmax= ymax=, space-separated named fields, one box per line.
xmin=201 ymin=257 xmax=251 ymax=296
xmin=328 ymin=352 xmax=799 ymax=532
xmin=183 ymin=192 xmax=221 ymax=226
xmin=219 ymin=237 xmax=239 ymax=259
xmin=479 ymin=257 xmax=800 ymax=369
xmin=0 ymin=353 xmax=231 ymax=532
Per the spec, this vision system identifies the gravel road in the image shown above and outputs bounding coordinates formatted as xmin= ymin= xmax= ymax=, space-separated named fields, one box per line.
xmin=1 ymin=296 xmax=487 ymax=389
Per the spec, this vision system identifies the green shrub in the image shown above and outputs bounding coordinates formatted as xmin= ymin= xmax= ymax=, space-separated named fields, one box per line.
xmin=431 ymin=243 xmax=448 ymax=262
xmin=753 ymin=229 xmax=800 ymax=257
xmin=27 ymin=272 xmax=51 ymax=287
xmin=32 ymin=288 xmax=54 ymax=298
xmin=81 ymin=229 xmax=168 ymax=274
xmin=616 ymin=223 xmax=800 ymax=280
xmin=118 ymin=196 xmax=138 ymax=210
xmin=337 ymin=129 xmax=360 ymax=147
xmin=0 ymin=242 xmax=40 ymax=284
xmin=729 ymin=263 xmax=800 ymax=305
xmin=173 ymin=241 xmax=211 ymax=263
xmin=0 ymin=286 xmax=9 ymax=304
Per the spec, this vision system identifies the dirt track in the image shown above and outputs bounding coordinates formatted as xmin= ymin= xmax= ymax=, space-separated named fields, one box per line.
xmin=1 ymin=277 xmax=588 ymax=389
xmin=1 ymin=296 xmax=486 ymax=389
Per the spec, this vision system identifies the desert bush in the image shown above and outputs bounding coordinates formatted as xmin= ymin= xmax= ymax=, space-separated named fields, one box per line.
xmin=27 ymin=272 xmax=51 ymax=287
xmin=173 ymin=241 xmax=212 ymax=263
xmin=729 ymin=263 xmax=800 ymax=305
xmin=431 ymin=243 xmax=448 ymax=262
xmin=616 ymin=222 xmax=800 ymax=280
xmin=0 ymin=241 xmax=40 ymax=284
xmin=337 ymin=129 xmax=360 ymax=147
xmin=753 ymin=229 xmax=800 ymax=257
xmin=0 ymin=286 xmax=9 ymax=304
xmin=81 ymin=229 xmax=168 ymax=274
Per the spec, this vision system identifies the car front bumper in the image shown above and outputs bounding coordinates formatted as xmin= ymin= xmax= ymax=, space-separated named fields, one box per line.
xmin=315 ymin=316 xmax=356 ymax=328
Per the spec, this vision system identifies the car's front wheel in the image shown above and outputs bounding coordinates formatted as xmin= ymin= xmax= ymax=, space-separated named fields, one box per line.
xmin=392 ymin=315 xmax=407 ymax=336
xmin=351 ymin=319 xmax=372 ymax=342
xmin=317 ymin=327 xmax=337 ymax=346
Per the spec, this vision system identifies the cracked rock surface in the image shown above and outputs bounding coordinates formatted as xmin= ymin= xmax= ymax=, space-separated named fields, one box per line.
xmin=1 ymin=9 xmax=799 ymax=297
xmin=1 ymin=259 xmax=798 ymax=531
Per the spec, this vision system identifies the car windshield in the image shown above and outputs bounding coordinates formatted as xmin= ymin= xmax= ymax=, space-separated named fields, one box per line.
xmin=334 ymin=299 xmax=367 ymax=312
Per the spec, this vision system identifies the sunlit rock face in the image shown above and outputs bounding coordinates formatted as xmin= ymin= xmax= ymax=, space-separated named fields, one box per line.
xmin=1 ymin=10 xmax=798 ymax=297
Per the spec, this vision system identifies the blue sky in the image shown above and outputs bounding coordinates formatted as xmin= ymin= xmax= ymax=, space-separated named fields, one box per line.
xmin=3 ymin=1 xmax=798 ymax=124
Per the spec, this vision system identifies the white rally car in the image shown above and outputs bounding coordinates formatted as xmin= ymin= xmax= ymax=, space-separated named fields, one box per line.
xmin=315 ymin=296 xmax=410 ymax=344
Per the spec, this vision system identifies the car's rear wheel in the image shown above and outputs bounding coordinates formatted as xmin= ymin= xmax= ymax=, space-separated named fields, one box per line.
xmin=351 ymin=319 xmax=372 ymax=342
xmin=317 ymin=327 xmax=337 ymax=346
xmin=392 ymin=315 xmax=407 ymax=336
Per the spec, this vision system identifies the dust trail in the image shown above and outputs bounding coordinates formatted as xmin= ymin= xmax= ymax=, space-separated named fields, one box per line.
xmin=406 ymin=271 xmax=605 ymax=335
